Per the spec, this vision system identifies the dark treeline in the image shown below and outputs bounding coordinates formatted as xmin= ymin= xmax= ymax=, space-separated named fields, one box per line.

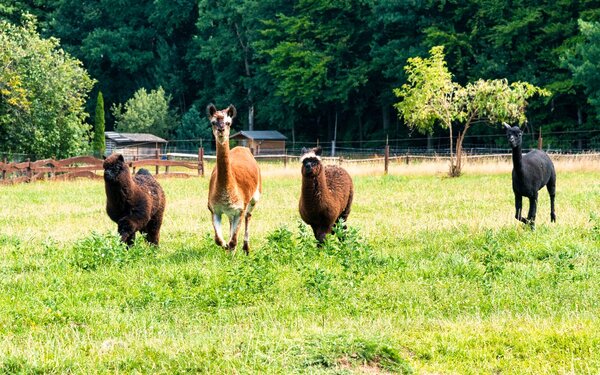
xmin=2 ymin=0 xmax=600 ymax=150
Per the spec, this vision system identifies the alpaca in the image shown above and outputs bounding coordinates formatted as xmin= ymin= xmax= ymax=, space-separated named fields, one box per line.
xmin=103 ymin=154 xmax=166 ymax=245
xmin=504 ymin=123 xmax=556 ymax=229
xmin=299 ymin=146 xmax=354 ymax=243
xmin=206 ymin=103 xmax=261 ymax=254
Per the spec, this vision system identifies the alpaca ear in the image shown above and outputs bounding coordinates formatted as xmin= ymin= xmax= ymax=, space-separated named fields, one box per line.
xmin=301 ymin=147 xmax=308 ymax=154
xmin=206 ymin=103 xmax=217 ymax=118
xmin=314 ymin=146 xmax=322 ymax=156
xmin=227 ymin=104 xmax=237 ymax=119
xmin=118 ymin=154 xmax=124 ymax=162
xmin=503 ymin=122 xmax=511 ymax=130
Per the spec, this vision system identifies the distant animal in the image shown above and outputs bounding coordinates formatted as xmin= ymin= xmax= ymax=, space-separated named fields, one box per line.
xmin=504 ymin=123 xmax=556 ymax=229
xmin=103 ymin=154 xmax=166 ymax=245
xmin=299 ymin=146 xmax=354 ymax=243
xmin=206 ymin=103 xmax=261 ymax=254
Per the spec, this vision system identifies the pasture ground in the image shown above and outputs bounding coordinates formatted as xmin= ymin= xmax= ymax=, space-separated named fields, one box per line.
xmin=0 ymin=161 xmax=599 ymax=374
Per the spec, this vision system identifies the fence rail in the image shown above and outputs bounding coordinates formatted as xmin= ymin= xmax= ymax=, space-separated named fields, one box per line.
xmin=0 ymin=154 xmax=204 ymax=185
xmin=1 ymin=149 xmax=599 ymax=185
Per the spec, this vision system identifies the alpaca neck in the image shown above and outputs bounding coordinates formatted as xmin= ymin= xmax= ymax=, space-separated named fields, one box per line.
xmin=511 ymin=144 xmax=524 ymax=178
xmin=106 ymin=173 xmax=133 ymax=201
xmin=215 ymin=140 xmax=234 ymax=184
xmin=302 ymin=169 xmax=329 ymax=202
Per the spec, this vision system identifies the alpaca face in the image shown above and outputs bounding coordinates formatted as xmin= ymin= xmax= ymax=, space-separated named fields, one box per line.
xmin=300 ymin=146 xmax=323 ymax=177
xmin=504 ymin=124 xmax=523 ymax=149
xmin=301 ymin=157 xmax=322 ymax=177
xmin=207 ymin=103 xmax=237 ymax=145
xmin=103 ymin=154 xmax=127 ymax=182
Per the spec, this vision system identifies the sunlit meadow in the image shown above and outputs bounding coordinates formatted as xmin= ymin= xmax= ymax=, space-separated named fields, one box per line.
xmin=0 ymin=160 xmax=598 ymax=373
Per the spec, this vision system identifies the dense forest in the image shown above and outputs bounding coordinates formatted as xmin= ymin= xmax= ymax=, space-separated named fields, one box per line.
xmin=1 ymin=0 xmax=600 ymax=156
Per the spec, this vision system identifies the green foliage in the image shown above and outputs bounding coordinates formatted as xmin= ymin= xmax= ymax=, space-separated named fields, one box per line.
xmin=92 ymin=91 xmax=105 ymax=157
xmin=300 ymin=333 xmax=413 ymax=373
xmin=394 ymin=46 xmax=457 ymax=134
xmin=394 ymin=46 xmax=549 ymax=176
xmin=71 ymin=232 xmax=157 ymax=270
xmin=111 ymin=86 xmax=177 ymax=138
xmin=0 ymin=173 xmax=599 ymax=372
xmin=0 ymin=15 xmax=95 ymax=158
xmin=567 ymin=20 xmax=600 ymax=121
xmin=175 ymin=105 xmax=212 ymax=142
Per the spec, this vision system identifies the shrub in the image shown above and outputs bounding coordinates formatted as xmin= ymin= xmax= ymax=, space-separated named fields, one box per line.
xmin=71 ymin=232 xmax=157 ymax=270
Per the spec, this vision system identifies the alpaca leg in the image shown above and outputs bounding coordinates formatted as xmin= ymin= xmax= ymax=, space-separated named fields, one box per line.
xmin=547 ymin=177 xmax=556 ymax=223
xmin=312 ymin=226 xmax=328 ymax=244
xmin=242 ymin=212 xmax=252 ymax=255
xmin=514 ymin=195 xmax=526 ymax=223
xmin=118 ymin=218 xmax=136 ymax=246
xmin=145 ymin=217 xmax=163 ymax=245
xmin=227 ymin=213 xmax=242 ymax=251
xmin=526 ymin=194 xmax=538 ymax=229
xmin=212 ymin=212 xmax=226 ymax=248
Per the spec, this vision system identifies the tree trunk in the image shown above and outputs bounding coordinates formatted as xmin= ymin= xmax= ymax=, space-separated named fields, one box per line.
xmin=332 ymin=111 xmax=338 ymax=157
xmin=248 ymin=105 xmax=254 ymax=131
xmin=358 ymin=115 xmax=363 ymax=148
xmin=382 ymin=104 xmax=389 ymax=131
xmin=448 ymin=123 xmax=455 ymax=176
xmin=452 ymin=122 xmax=471 ymax=177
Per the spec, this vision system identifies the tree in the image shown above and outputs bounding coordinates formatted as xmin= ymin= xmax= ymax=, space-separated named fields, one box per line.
xmin=0 ymin=15 xmax=95 ymax=158
xmin=111 ymin=86 xmax=176 ymax=139
xmin=567 ymin=20 xmax=600 ymax=121
xmin=175 ymin=105 xmax=213 ymax=151
xmin=394 ymin=46 xmax=549 ymax=177
xmin=92 ymin=91 xmax=105 ymax=157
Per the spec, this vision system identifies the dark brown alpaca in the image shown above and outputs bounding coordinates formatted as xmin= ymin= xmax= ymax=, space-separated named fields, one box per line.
xmin=103 ymin=154 xmax=166 ymax=245
xmin=299 ymin=146 xmax=354 ymax=243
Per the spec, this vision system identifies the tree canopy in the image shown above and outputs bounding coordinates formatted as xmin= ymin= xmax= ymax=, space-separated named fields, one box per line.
xmin=395 ymin=46 xmax=549 ymax=176
xmin=1 ymin=1 xmax=599 ymax=154
xmin=0 ymin=15 xmax=95 ymax=158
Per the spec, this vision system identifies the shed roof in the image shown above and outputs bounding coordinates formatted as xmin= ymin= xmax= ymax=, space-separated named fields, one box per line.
xmin=230 ymin=130 xmax=287 ymax=141
xmin=105 ymin=132 xmax=167 ymax=144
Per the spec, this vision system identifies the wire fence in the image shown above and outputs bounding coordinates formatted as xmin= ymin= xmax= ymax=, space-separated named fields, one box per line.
xmin=1 ymin=129 xmax=599 ymax=162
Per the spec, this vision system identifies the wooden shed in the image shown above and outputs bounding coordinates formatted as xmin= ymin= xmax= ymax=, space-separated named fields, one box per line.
xmin=105 ymin=132 xmax=167 ymax=159
xmin=229 ymin=130 xmax=287 ymax=155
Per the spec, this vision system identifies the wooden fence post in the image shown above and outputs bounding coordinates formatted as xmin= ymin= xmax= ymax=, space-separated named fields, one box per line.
xmin=155 ymin=148 xmax=160 ymax=175
xmin=283 ymin=150 xmax=287 ymax=168
xmin=26 ymin=158 xmax=32 ymax=182
xmin=132 ymin=156 xmax=137 ymax=174
xmin=538 ymin=128 xmax=543 ymax=150
xmin=165 ymin=154 xmax=170 ymax=174
xmin=384 ymin=145 xmax=390 ymax=175
xmin=2 ymin=158 xmax=6 ymax=180
xmin=198 ymin=147 xmax=204 ymax=177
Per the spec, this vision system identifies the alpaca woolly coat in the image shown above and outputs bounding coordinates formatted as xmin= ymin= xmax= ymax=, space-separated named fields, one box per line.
xmin=104 ymin=154 xmax=166 ymax=245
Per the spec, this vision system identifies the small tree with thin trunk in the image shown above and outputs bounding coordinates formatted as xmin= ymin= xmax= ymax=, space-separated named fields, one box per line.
xmin=92 ymin=91 xmax=105 ymax=157
xmin=394 ymin=46 xmax=550 ymax=177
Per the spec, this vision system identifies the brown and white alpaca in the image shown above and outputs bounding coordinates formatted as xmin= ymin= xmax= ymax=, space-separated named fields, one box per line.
xmin=206 ymin=103 xmax=261 ymax=254
xmin=299 ymin=146 xmax=354 ymax=243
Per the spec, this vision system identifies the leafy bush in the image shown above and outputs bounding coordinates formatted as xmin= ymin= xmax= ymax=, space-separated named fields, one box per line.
xmin=71 ymin=232 xmax=157 ymax=270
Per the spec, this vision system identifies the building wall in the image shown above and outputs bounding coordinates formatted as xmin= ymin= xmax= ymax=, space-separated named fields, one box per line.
xmin=256 ymin=140 xmax=285 ymax=154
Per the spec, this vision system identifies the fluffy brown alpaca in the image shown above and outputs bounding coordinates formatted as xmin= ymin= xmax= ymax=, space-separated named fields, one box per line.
xmin=207 ymin=103 xmax=261 ymax=254
xmin=299 ymin=146 xmax=354 ymax=243
xmin=103 ymin=154 xmax=166 ymax=245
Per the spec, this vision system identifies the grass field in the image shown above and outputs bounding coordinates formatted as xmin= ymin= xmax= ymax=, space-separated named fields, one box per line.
xmin=0 ymin=162 xmax=599 ymax=374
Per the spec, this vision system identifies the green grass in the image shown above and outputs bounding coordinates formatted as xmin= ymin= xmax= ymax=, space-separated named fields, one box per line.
xmin=0 ymin=170 xmax=599 ymax=374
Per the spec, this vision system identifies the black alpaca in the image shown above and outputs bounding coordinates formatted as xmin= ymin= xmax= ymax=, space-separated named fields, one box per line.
xmin=504 ymin=123 xmax=556 ymax=229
